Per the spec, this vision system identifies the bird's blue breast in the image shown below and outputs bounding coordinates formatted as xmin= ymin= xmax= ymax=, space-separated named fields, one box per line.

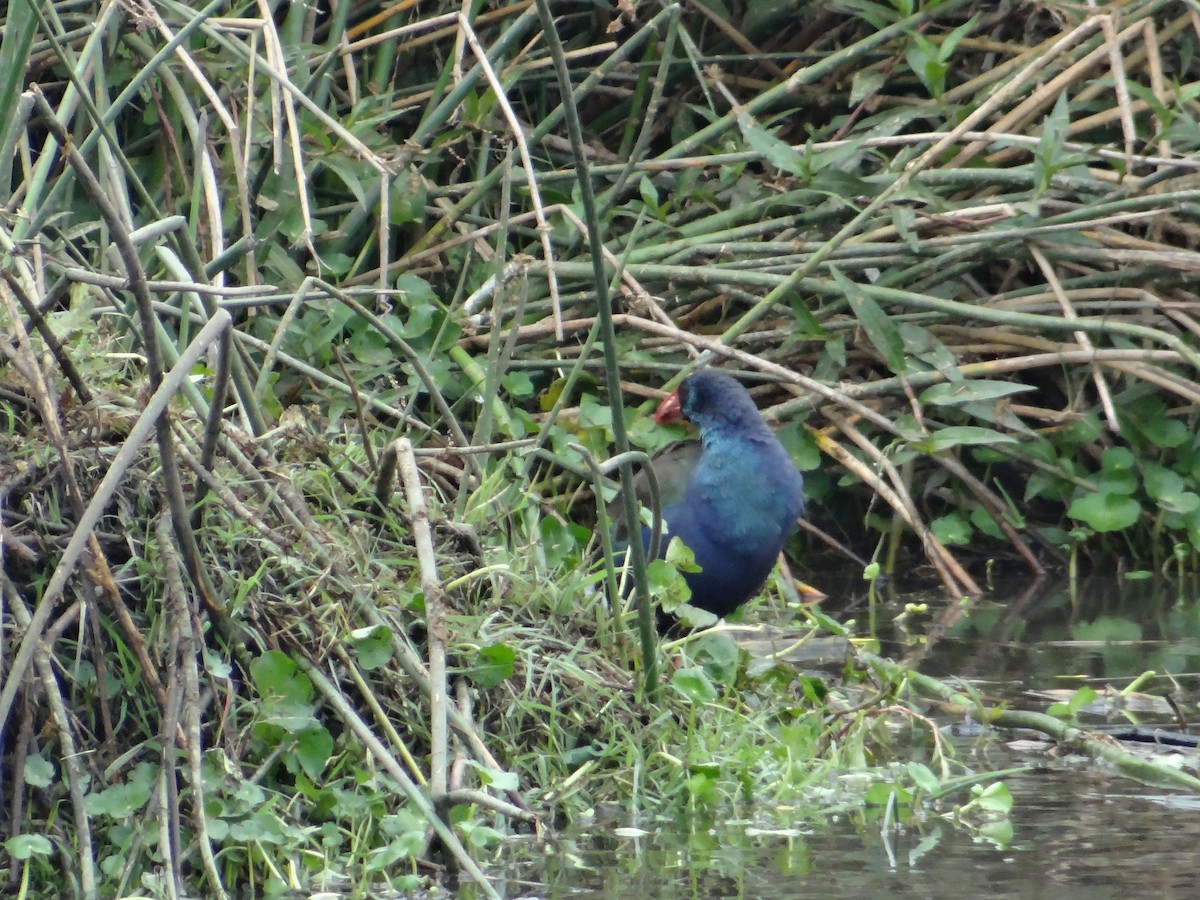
xmin=650 ymin=434 xmax=804 ymax=617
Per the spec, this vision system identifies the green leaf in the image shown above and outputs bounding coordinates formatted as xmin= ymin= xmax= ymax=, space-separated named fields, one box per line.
xmin=23 ymin=753 xmax=54 ymax=788
xmin=665 ymin=535 xmax=701 ymax=572
xmin=865 ymin=782 xmax=909 ymax=806
xmin=969 ymin=504 xmax=1004 ymax=540
xmin=920 ymin=381 xmax=1034 ymax=406
xmin=939 ymin=14 xmax=981 ymax=63
xmin=834 ymin=267 xmax=906 ymax=374
xmin=1100 ymin=446 xmax=1136 ymax=472
xmin=1140 ymin=414 xmax=1189 ymax=449
xmin=3 ymin=834 xmax=53 ymax=860
xmin=850 ymin=68 xmax=885 ymax=106
xmin=0 ymin=0 xmax=38 ymax=190
xmin=971 ymin=782 xmax=1013 ymax=814
xmin=907 ymin=761 xmax=941 ymax=794
xmin=465 ymin=760 xmax=520 ymax=792
xmin=251 ymin=651 xmax=313 ymax=706
xmin=388 ymin=166 xmax=427 ymax=225
xmin=1160 ymin=491 xmax=1200 ymax=515
xmin=670 ymin=666 xmax=719 ymax=703
xmin=913 ymin=426 xmax=1017 ymax=453
xmin=295 ymin=728 xmax=333 ymax=781
xmin=467 ymin=643 xmax=516 ymax=689
xmin=977 ymin=818 xmax=1014 ymax=848
xmin=85 ymin=763 xmax=155 ymax=819
xmin=739 ymin=119 xmax=809 ymax=176
xmin=1144 ymin=464 xmax=1184 ymax=502
xmin=931 ymin=513 xmax=972 ymax=546
xmin=1067 ymin=492 xmax=1141 ymax=532
xmin=646 ymin=558 xmax=692 ymax=611
xmin=1047 ymin=685 xmax=1099 ymax=718
xmin=348 ymin=625 xmax=393 ymax=671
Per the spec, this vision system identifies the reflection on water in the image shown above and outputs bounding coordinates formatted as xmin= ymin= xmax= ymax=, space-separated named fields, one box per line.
xmin=495 ymin=769 xmax=1200 ymax=898
xmin=489 ymin=574 xmax=1200 ymax=898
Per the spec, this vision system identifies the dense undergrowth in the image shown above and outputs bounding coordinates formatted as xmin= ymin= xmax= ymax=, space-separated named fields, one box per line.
xmin=4 ymin=0 xmax=1200 ymax=896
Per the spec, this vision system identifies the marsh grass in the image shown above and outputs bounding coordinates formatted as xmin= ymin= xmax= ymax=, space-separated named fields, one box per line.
xmin=4 ymin=0 xmax=1200 ymax=895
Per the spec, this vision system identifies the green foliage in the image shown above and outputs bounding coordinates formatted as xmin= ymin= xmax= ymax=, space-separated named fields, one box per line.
xmin=9 ymin=0 xmax=1200 ymax=894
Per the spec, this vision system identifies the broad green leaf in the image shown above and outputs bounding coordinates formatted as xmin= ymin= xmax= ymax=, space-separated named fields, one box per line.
xmin=1159 ymin=491 xmax=1200 ymax=515
xmin=907 ymin=761 xmax=941 ymax=794
xmin=3 ymin=834 xmax=52 ymax=860
xmin=85 ymin=763 xmax=155 ymax=819
xmin=969 ymin=505 xmax=1005 ymax=540
xmin=23 ymin=753 xmax=54 ymax=788
xmin=467 ymin=643 xmax=516 ymax=689
xmin=670 ymin=667 xmax=719 ymax=704
xmin=931 ymin=513 xmax=972 ymax=546
xmin=1144 ymin=464 xmax=1185 ymax=502
xmin=1068 ymin=492 xmax=1141 ymax=532
xmin=1100 ymin=447 xmax=1135 ymax=472
xmin=1141 ymin=414 xmax=1190 ymax=449
xmin=665 ymin=536 xmax=701 ymax=572
xmin=295 ymin=728 xmax=333 ymax=781
xmin=348 ymin=625 xmax=393 ymax=670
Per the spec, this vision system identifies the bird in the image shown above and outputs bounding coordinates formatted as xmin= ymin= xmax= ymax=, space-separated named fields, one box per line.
xmin=612 ymin=369 xmax=806 ymax=624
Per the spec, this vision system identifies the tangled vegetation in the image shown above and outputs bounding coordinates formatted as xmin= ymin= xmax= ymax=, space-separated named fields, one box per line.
xmin=4 ymin=0 xmax=1200 ymax=896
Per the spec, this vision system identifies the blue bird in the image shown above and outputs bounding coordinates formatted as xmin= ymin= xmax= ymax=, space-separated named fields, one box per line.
xmin=615 ymin=370 xmax=806 ymax=621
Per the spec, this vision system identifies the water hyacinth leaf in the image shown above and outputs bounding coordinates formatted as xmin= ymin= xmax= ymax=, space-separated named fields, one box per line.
xmin=834 ymin=266 xmax=906 ymax=374
xmin=920 ymin=381 xmax=1034 ymax=406
xmin=972 ymin=781 xmax=1013 ymax=814
xmin=1068 ymin=492 xmax=1141 ymax=532
xmin=978 ymin=819 xmax=1015 ymax=848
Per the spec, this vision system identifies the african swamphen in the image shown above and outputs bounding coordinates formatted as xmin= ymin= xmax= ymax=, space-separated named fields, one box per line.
xmin=615 ymin=370 xmax=806 ymax=621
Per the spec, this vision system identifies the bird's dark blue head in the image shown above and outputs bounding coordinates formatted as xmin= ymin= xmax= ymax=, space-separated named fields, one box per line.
xmin=654 ymin=370 xmax=773 ymax=439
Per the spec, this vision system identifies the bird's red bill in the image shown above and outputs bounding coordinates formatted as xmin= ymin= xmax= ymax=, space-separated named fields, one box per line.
xmin=654 ymin=389 xmax=684 ymax=425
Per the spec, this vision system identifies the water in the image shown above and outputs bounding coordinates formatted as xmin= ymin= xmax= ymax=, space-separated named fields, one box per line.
xmin=487 ymin=573 xmax=1200 ymax=898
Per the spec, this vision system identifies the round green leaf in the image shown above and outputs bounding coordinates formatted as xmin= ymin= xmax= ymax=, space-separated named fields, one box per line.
xmin=1067 ymin=492 xmax=1141 ymax=532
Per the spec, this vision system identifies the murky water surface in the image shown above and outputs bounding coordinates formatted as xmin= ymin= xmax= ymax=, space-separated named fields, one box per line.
xmin=489 ymin=574 xmax=1200 ymax=898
